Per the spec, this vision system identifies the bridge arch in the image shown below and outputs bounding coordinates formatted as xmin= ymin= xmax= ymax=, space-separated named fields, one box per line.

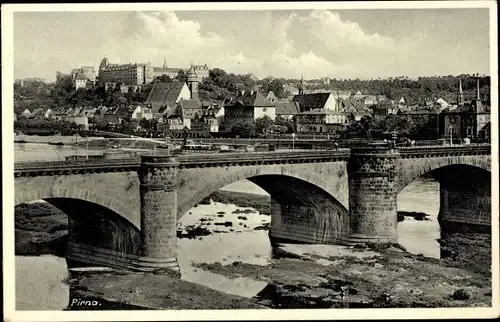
xmin=15 ymin=178 xmax=140 ymax=230
xmin=177 ymin=166 xmax=349 ymax=244
xmin=177 ymin=166 xmax=348 ymax=219
xmin=15 ymin=196 xmax=142 ymax=264
xmin=398 ymin=156 xmax=491 ymax=193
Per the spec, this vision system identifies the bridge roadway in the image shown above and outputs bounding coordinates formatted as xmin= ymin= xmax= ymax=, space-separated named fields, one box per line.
xmin=14 ymin=144 xmax=491 ymax=177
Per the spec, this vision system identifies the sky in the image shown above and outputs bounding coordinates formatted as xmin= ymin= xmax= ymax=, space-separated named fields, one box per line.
xmin=13 ymin=7 xmax=492 ymax=82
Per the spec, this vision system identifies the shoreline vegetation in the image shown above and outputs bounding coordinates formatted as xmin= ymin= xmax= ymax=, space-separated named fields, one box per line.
xmin=15 ymin=190 xmax=491 ymax=309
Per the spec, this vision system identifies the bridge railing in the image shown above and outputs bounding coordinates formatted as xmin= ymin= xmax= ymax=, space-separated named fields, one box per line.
xmin=14 ymin=157 xmax=141 ymax=172
xmin=176 ymin=149 xmax=351 ymax=164
xmin=399 ymin=143 xmax=491 ymax=156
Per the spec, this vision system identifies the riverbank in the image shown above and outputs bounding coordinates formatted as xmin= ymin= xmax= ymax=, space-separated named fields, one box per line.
xmin=67 ymin=270 xmax=268 ymax=310
xmin=195 ymin=243 xmax=492 ymax=308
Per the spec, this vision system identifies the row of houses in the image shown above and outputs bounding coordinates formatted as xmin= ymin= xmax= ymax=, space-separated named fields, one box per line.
xmin=15 ymin=76 xmax=490 ymax=141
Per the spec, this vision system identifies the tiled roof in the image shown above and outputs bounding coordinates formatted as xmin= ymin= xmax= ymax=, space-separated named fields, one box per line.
xmin=297 ymin=110 xmax=345 ymax=115
xmin=292 ymin=93 xmax=331 ymax=111
xmin=275 ymin=101 xmax=299 ymax=115
xmin=178 ymin=99 xmax=203 ymax=120
xmin=146 ymin=82 xmax=186 ymax=112
xmin=225 ymin=91 xmax=274 ymax=108
xmin=339 ymin=99 xmax=365 ymax=113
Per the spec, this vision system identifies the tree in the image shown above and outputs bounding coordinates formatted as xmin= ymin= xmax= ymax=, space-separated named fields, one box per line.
xmin=275 ymin=116 xmax=295 ymax=133
xmin=265 ymin=78 xmax=286 ymax=98
xmin=255 ymin=115 xmax=274 ymax=135
xmin=155 ymin=74 xmax=172 ymax=83
xmin=231 ymin=121 xmax=256 ymax=138
xmin=178 ymin=69 xmax=187 ymax=83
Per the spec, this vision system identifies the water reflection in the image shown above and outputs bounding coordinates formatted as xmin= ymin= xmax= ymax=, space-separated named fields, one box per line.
xmin=397 ymin=179 xmax=440 ymax=258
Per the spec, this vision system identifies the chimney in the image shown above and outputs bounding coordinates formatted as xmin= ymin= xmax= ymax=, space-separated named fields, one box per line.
xmin=240 ymin=90 xmax=245 ymax=96
xmin=250 ymin=90 xmax=254 ymax=95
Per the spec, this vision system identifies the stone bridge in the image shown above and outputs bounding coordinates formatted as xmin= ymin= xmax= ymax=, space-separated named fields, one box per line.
xmin=14 ymin=144 xmax=491 ymax=273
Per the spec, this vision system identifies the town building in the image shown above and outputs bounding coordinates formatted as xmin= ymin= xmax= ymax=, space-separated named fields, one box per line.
xmin=295 ymin=110 xmax=348 ymax=134
xmin=266 ymin=91 xmax=278 ymax=103
xmin=331 ymin=90 xmax=351 ymax=100
xmin=338 ymin=99 xmax=369 ymax=121
xmin=274 ymin=101 xmax=300 ymax=120
xmin=153 ymin=59 xmax=180 ymax=79
xmin=292 ymin=92 xmax=340 ymax=112
xmin=175 ymin=99 xmax=204 ymax=129
xmin=191 ymin=64 xmax=210 ymax=79
xmin=352 ymin=91 xmax=365 ymax=100
xmin=204 ymin=104 xmax=225 ymax=128
xmin=186 ymin=65 xmax=200 ymax=100
xmin=98 ymin=57 xmax=154 ymax=85
xmin=223 ymin=90 xmax=276 ymax=132
xmin=442 ymin=98 xmax=490 ymax=142
xmin=145 ymin=81 xmax=192 ymax=119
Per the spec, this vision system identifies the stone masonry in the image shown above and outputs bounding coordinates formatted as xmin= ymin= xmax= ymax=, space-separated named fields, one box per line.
xmin=342 ymin=144 xmax=399 ymax=244
xmin=14 ymin=145 xmax=491 ymax=272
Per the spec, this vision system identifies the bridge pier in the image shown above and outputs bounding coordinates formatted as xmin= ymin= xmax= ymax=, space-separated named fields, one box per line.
xmin=341 ymin=145 xmax=399 ymax=245
xmin=437 ymin=165 xmax=491 ymax=228
xmin=137 ymin=155 xmax=180 ymax=275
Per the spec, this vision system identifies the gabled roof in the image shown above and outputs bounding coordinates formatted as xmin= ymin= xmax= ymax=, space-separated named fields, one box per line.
xmin=292 ymin=93 xmax=332 ymax=111
xmin=275 ymin=101 xmax=299 ymax=115
xmin=146 ymin=82 xmax=187 ymax=112
xmin=225 ymin=91 xmax=274 ymax=108
xmin=339 ymin=99 xmax=365 ymax=113
xmin=177 ymin=99 xmax=203 ymax=120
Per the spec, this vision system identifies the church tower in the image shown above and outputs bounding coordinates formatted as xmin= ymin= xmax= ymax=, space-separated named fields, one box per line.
xmin=476 ymin=77 xmax=481 ymax=100
xmin=457 ymin=79 xmax=464 ymax=106
xmin=187 ymin=64 xmax=200 ymax=100
xmin=163 ymin=57 xmax=167 ymax=69
xmin=299 ymin=74 xmax=305 ymax=96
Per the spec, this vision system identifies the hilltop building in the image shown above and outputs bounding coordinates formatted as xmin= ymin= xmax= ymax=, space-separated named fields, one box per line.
xmin=97 ymin=57 xmax=209 ymax=85
xmin=98 ymin=57 xmax=154 ymax=85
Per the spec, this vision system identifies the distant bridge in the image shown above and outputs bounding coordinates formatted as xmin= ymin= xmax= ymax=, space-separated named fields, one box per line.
xmin=14 ymin=144 xmax=491 ymax=273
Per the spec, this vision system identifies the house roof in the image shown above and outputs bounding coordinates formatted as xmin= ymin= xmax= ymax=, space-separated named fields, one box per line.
xmin=146 ymin=82 xmax=186 ymax=112
xmin=296 ymin=110 xmax=345 ymax=115
xmin=153 ymin=67 xmax=181 ymax=74
xmin=275 ymin=101 xmax=299 ymax=115
xmin=339 ymin=99 xmax=365 ymax=113
xmin=292 ymin=93 xmax=332 ymax=111
xmin=177 ymin=99 xmax=203 ymax=120
xmin=225 ymin=91 xmax=274 ymax=108
xmin=283 ymin=85 xmax=299 ymax=93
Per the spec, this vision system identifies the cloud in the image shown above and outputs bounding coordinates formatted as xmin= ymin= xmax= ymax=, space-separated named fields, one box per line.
xmin=104 ymin=11 xmax=225 ymax=67
xmin=13 ymin=10 xmax=490 ymax=81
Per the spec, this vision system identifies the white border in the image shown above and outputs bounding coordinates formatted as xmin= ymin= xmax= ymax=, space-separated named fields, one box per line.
xmin=3 ymin=1 xmax=499 ymax=321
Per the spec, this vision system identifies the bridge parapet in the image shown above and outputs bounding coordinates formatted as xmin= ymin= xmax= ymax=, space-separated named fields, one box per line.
xmin=399 ymin=144 xmax=490 ymax=158
xmin=14 ymin=157 xmax=141 ymax=177
xmin=14 ymin=149 xmax=351 ymax=176
xmin=176 ymin=149 xmax=350 ymax=168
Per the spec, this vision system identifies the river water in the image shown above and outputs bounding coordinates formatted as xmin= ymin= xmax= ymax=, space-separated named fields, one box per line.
xmin=14 ymin=141 xmax=441 ymax=310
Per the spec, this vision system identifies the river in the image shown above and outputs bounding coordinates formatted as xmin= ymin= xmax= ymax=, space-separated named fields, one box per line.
xmin=14 ymin=141 xmax=441 ymax=310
